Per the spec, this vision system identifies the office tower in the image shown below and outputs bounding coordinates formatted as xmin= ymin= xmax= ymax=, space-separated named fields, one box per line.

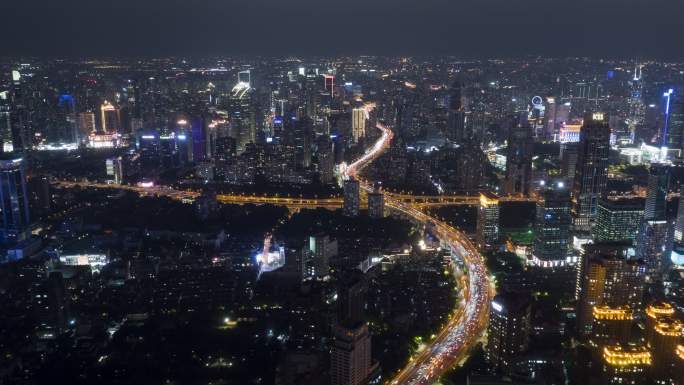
xmin=191 ymin=117 xmax=208 ymax=162
xmin=590 ymin=306 xmax=632 ymax=348
xmin=330 ymin=322 xmax=373 ymax=385
xmin=636 ymin=219 xmax=671 ymax=280
xmin=352 ymin=108 xmax=366 ymax=143
xmin=593 ymin=198 xmax=645 ymax=243
xmin=100 ymin=101 xmax=120 ymax=134
xmin=601 ymin=344 xmax=652 ymax=385
xmin=367 ymin=191 xmax=384 ymax=219
xmin=446 ymin=80 xmax=466 ymax=142
xmin=674 ymin=186 xmax=684 ymax=243
xmin=106 ymin=156 xmax=123 ymax=185
xmin=0 ymin=91 xmax=12 ymax=152
xmin=485 ymin=293 xmax=532 ymax=374
xmin=337 ymin=273 xmax=365 ymax=326
xmin=575 ymin=242 xmax=646 ymax=337
xmin=317 ymin=143 xmax=334 ymax=184
xmin=644 ymin=164 xmax=669 ymax=221
xmin=0 ymin=156 xmax=30 ymax=247
xmin=305 ymin=234 xmax=338 ymax=278
xmin=560 ymin=142 xmax=578 ymax=184
xmin=532 ymin=185 xmax=571 ymax=267
xmin=504 ymin=123 xmax=533 ymax=196
xmin=636 ymin=164 xmax=672 ymax=279
xmin=477 ymin=192 xmax=500 ymax=249
xmin=344 ymin=179 xmax=360 ymax=217
xmin=571 ymin=113 xmax=610 ymax=232
xmin=27 ymin=174 xmax=51 ymax=219
xmin=229 ymin=75 xmax=256 ymax=153
xmin=9 ymin=69 xmax=31 ymax=151
xmin=662 ymin=88 xmax=684 ymax=156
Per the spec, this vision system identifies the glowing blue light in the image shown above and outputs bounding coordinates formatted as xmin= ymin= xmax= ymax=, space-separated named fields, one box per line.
xmin=177 ymin=135 xmax=187 ymax=140
xmin=273 ymin=118 xmax=283 ymax=125
xmin=266 ymin=137 xmax=273 ymax=143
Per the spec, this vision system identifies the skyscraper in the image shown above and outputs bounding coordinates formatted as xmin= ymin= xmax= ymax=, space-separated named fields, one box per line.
xmin=644 ymin=164 xmax=669 ymax=221
xmin=571 ymin=113 xmax=610 ymax=232
xmin=352 ymin=108 xmax=366 ymax=143
xmin=575 ymin=242 xmax=646 ymax=336
xmin=367 ymin=191 xmax=384 ymax=219
xmin=477 ymin=192 xmax=500 ymax=249
xmin=504 ymin=123 xmax=533 ymax=196
xmin=446 ymin=80 xmax=466 ymax=142
xmin=636 ymin=164 xmax=672 ymax=279
xmin=343 ymin=179 xmax=360 ymax=217
xmin=0 ymin=156 xmax=30 ymax=248
xmin=662 ymin=87 xmax=684 ymax=157
xmin=593 ymin=198 xmax=644 ymax=243
xmin=486 ymin=293 xmax=532 ymax=374
xmin=532 ymin=185 xmax=571 ymax=267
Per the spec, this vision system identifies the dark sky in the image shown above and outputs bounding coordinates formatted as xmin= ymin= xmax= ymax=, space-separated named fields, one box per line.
xmin=2 ymin=0 xmax=683 ymax=58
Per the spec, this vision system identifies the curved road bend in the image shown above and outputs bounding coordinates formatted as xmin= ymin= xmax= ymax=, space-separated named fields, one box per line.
xmin=345 ymin=123 xmax=492 ymax=385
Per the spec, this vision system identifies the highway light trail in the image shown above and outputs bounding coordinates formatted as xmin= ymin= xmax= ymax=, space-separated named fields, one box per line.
xmin=345 ymin=122 xmax=492 ymax=385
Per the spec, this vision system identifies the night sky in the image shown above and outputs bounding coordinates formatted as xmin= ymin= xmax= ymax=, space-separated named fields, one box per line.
xmin=2 ymin=0 xmax=683 ymax=58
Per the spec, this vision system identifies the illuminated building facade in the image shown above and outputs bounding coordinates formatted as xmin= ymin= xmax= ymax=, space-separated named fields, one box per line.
xmin=343 ymin=179 xmax=360 ymax=217
xmin=367 ymin=191 xmax=384 ymax=219
xmin=477 ymin=192 xmax=500 ymax=249
xmin=0 ymin=156 xmax=30 ymax=247
xmin=593 ymin=198 xmax=644 ymax=243
xmin=485 ymin=293 xmax=532 ymax=374
xmin=100 ymin=101 xmax=120 ymax=134
xmin=504 ymin=123 xmax=533 ymax=196
xmin=576 ymin=242 xmax=646 ymax=337
xmin=601 ymin=344 xmax=651 ymax=385
xmin=571 ymin=113 xmax=610 ymax=232
xmin=532 ymin=185 xmax=571 ymax=267
xmin=352 ymin=108 xmax=366 ymax=143
xmin=590 ymin=306 xmax=632 ymax=348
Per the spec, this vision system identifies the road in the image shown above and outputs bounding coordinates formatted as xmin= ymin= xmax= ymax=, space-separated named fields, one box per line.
xmin=345 ymin=123 xmax=492 ymax=385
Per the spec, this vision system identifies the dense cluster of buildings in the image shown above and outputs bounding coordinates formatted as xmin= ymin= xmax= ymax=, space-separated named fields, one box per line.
xmin=1 ymin=56 xmax=684 ymax=384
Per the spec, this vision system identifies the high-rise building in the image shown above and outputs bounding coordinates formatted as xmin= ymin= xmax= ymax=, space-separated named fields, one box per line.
xmin=662 ymin=87 xmax=684 ymax=157
xmin=590 ymin=306 xmax=632 ymax=348
xmin=560 ymin=142 xmax=578 ymax=184
xmin=344 ymin=179 xmax=360 ymax=217
xmin=0 ymin=156 xmax=30 ymax=247
xmin=532 ymin=185 xmax=571 ymax=267
xmin=645 ymin=302 xmax=676 ymax=344
xmin=601 ymin=344 xmax=652 ymax=385
xmin=504 ymin=123 xmax=533 ymax=196
xmin=100 ymin=101 xmax=120 ymax=134
xmin=571 ymin=113 xmax=610 ymax=232
xmin=446 ymin=81 xmax=466 ymax=142
xmin=352 ymin=108 xmax=366 ymax=143
xmin=477 ymin=192 xmax=500 ymax=249
xmin=674 ymin=186 xmax=684 ymax=243
xmin=649 ymin=316 xmax=683 ymax=383
xmin=593 ymin=198 xmax=644 ymax=243
xmin=644 ymin=164 xmax=669 ymax=221
xmin=0 ymin=91 xmax=12 ymax=152
xmin=575 ymin=242 xmax=646 ymax=336
xmin=485 ymin=293 xmax=532 ymax=374
xmin=367 ymin=190 xmax=384 ymax=219
xmin=636 ymin=218 xmax=671 ymax=280
xmin=229 ymin=74 xmax=256 ymax=153
xmin=304 ymin=234 xmax=338 ymax=278
xmin=330 ymin=323 xmax=373 ymax=385
xmin=105 ymin=156 xmax=123 ymax=185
